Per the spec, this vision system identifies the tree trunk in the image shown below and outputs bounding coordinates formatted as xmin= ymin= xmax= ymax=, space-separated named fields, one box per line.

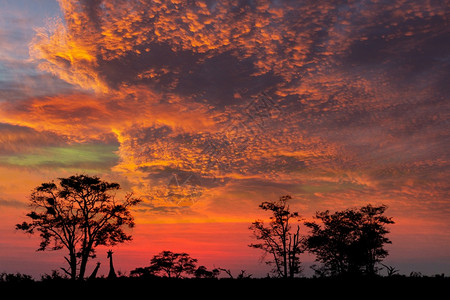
xmin=78 ymin=254 xmax=88 ymax=280
xmin=71 ymin=256 xmax=77 ymax=280
xmin=282 ymin=227 xmax=288 ymax=278
xmin=64 ymin=252 xmax=77 ymax=280
xmin=78 ymin=241 xmax=94 ymax=280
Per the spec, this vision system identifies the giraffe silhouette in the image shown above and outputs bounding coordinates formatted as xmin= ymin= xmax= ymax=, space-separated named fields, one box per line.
xmin=107 ymin=250 xmax=117 ymax=279
xmin=88 ymin=262 xmax=101 ymax=280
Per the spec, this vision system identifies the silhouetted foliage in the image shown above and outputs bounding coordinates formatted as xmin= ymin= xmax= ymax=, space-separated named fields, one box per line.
xmin=304 ymin=204 xmax=394 ymax=277
xmin=15 ymin=174 xmax=141 ymax=280
xmin=130 ymin=251 xmax=198 ymax=278
xmin=217 ymin=268 xmax=252 ymax=279
xmin=410 ymin=271 xmax=423 ymax=277
xmin=249 ymin=195 xmax=303 ymax=278
xmin=129 ymin=267 xmax=154 ymax=278
xmin=0 ymin=272 xmax=34 ymax=283
xmin=236 ymin=270 xmax=252 ymax=279
xmin=41 ymin=270 xmax=68 ymax=281
xmin=194 ymin=266 xmax=220 ymax=279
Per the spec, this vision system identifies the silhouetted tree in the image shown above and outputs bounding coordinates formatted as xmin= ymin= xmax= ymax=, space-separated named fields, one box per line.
xmin=16 ymin=174 xmax=141 ymax=280
xmin=194 ymin=266 xmax=220 ymax=279
xmin=131 ymin=251 xmax=198 ymax=278
xmin=249 ymin=195 xmax=303 ymax=278
xmin=304 ymin=204 xmax=394 ymax=277
xmin=129 ymin=267 xmax=156 ymax=278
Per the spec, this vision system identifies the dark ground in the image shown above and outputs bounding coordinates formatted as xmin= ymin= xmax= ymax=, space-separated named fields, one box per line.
xmin=1 ymin=276 xmax=449 ymax=299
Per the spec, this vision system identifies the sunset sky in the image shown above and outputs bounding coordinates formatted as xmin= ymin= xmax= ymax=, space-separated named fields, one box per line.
xmin=0 ymin=0 xmax=449 ymax=278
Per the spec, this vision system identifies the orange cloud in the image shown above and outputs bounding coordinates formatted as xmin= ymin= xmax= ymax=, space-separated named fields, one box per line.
xmin=30 ymin=16 xmax=106 ymax=93
xmin=28 ymin=0 xmax=328 ymax=93
xmin=0 ymin=88 xmax=217 ymax=143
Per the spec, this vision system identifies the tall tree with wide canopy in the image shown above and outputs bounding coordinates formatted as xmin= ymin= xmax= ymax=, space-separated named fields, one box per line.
xmin=16 ymin=174 xmax=141 ymax=280
xmin=304 ymin=204 xmax=394 ymax=277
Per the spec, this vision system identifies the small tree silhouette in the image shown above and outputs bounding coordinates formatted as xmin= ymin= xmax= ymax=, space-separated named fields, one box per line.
xmin=131 ymin=251 xmax=198 ymax=278
xmin=16 ymin=174 xmax=141 ymax=280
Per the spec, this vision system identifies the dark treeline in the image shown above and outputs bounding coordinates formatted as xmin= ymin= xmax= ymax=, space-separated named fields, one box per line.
xmin=1 ymin=273 xmax=449 ymax=299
